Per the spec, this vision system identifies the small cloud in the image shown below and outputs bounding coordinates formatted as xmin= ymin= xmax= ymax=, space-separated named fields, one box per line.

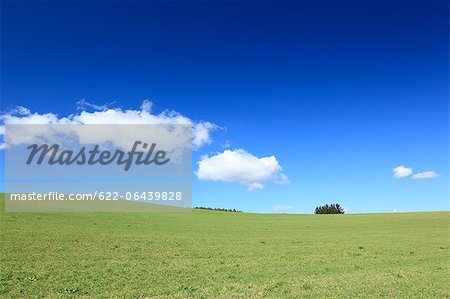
xmin=391 ymin=209 xmax=406 ymax=213
xmin=192 ymin=122 xmax=217 ymax=149
xmin=412 ymin=171 xmax=440 ymax=179
xmin=222 ymin=140 xmax=232 ymax=149
xmin=272 ymin=205 xmax=295 ymax=212
xmin=76 ymin=98 xmax=113 ymax=111
xmin=248 ymin=183 xmax=264 ymax=191
xmin=11 ymin=106 xmax=31 ymax=116
xmin=275 ymin=173 xmax=290 ymax=185
xmin=140 ymin=99 xmax=153 ymax=112
xmin=393 ymin=165 xmax=413 ymax=178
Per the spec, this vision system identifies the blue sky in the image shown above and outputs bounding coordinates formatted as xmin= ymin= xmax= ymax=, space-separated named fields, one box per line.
xmin=1 ymin=0 xmax=448 ymax=213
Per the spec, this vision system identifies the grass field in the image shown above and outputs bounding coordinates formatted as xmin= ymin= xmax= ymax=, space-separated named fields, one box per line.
xmin=1 ymin=196 xmax=449 ymax=298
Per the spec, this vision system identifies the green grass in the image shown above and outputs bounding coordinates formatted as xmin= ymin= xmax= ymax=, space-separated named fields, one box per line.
xmin=1 ymin=195 xmax=449 ymax=298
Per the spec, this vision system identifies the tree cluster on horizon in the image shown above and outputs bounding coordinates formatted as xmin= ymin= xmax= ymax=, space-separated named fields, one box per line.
xmin=315 ymin=203 xmax=345 ymax=214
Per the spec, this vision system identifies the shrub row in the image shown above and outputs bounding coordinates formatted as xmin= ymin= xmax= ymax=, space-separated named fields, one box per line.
xmin=194 ymin=206 xmax=242 ymax=212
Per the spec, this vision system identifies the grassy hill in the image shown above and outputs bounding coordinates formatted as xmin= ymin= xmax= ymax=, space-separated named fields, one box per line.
xmin=0 ymin=196 xmax=448 ymax=298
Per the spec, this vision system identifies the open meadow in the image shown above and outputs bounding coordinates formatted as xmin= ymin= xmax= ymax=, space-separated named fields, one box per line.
xmin=1 ymin=196 xmax=449 ymax=298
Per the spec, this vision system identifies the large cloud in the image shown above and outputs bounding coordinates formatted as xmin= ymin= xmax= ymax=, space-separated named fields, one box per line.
xmin=0 ymin=100 xmax=216 ymax=150
xmin=196 ymin=149 xmax=289 ymax=191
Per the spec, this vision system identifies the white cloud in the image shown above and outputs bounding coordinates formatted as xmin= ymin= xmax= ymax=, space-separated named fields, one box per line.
xmin=192 ymin=122 xmax=216 ymax=149
xmin=196 ymin=149 xmax=289 ymax=191
xmin=272 ymin=205 xmax=295 ymax=212
xmin=0 ymin=100 xmax=217 ymax=151
xmin=275 ymin=173 xmax=290 ymax=185
xmin=76 ymin=98 xmax=113 ymax=111
xmin=392 ymin=165 xmax=440 ymax=180
xmin=393 ymin=165 xmax=413 ymax=178
xmin=11 ymin=106 xmax=31 ymax=116
xmin=412 ymin=171 xmax=440 ymax=179
xmin=222 ymin=140 xmax=232 ymax=149
xmin=140 ymin=100 xmax=152 ymax=112
xmin=248 ymin=182 xmax=264 ymax=191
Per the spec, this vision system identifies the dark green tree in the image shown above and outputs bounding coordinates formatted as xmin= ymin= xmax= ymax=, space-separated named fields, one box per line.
xmin=315 ymin=203 xmax=345 ymax=214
